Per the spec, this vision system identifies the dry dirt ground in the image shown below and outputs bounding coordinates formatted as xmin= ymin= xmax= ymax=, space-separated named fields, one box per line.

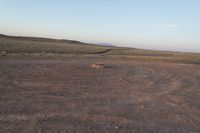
xmin=0 ymin=56 xmax=199 ymax=133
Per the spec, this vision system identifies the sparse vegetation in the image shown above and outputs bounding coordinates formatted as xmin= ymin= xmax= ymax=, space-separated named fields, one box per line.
xmin=0 ymin=56 xmax=199 ymax=132
xmin=1 ymin=34 xmax=200 ymax=65
xmin=0 ymin=34 xmax=200 ymax=132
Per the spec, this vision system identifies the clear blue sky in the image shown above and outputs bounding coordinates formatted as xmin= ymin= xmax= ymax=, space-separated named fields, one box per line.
xmin=0 ymin=0 xmax=200 ymax=53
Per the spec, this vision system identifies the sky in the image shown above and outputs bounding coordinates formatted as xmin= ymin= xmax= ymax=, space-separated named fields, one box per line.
xmin=0 ymin=0 xmax=200 ymax=53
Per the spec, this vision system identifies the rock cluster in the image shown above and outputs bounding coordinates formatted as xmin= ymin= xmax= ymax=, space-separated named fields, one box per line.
xmin=91 ymin=64 xmax=111 ymax=69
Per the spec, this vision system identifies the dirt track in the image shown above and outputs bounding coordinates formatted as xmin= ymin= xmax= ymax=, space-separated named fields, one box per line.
xmin=0 ymin=56 xmax=199 ymax=133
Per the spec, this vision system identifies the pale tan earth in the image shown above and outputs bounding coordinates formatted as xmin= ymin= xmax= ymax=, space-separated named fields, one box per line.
xmin=0 ymin=56 xmax=199 ymax=133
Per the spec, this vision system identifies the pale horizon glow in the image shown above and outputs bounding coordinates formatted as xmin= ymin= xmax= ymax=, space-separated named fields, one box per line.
xmin=0 ymin=0 xmax=200 ymax=53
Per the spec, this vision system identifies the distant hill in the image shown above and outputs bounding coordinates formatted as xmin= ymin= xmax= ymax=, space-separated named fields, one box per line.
xmin=0 ymin=34 xmax=85 ymax=44
xmin=0 ymin=34 xmax=8 ymax=38
xmin=96 ymin=43 xmax=114 ymax=47
xmin=1 ymin=33 xmax=200 ymax=65
xmin=0 ymin=34 xmax=119 ymax=54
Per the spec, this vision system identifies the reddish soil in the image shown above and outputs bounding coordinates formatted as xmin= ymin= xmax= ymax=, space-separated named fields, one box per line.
xmin=0 ymin=56 xmax=199 ymax=133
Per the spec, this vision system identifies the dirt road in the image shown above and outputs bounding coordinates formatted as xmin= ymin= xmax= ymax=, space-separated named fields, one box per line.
xmin=0 ymin=56 xmax=199 ymax=133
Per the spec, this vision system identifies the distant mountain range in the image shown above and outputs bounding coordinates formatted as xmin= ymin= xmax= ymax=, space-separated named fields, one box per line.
xmin=96 ymin=43 xmax=114 ymax=47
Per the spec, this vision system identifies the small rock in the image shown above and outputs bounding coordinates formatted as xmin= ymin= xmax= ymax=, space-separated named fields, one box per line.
xmin=41 ymin=51 xmax=45 ymax=55
xmin=1 ymin=51 xmax=6 ymax=54
xmin=149 ymin=81 xmax=155 ymax=85
xmin=47 ymin=52 xmax=52 ymax=57
xmin=1 ymin=51 xmax=7 ymax=56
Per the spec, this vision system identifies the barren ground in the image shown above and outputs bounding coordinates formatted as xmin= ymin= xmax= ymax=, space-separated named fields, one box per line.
xmin=0 ymin=56 xmax=199 ymax=133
